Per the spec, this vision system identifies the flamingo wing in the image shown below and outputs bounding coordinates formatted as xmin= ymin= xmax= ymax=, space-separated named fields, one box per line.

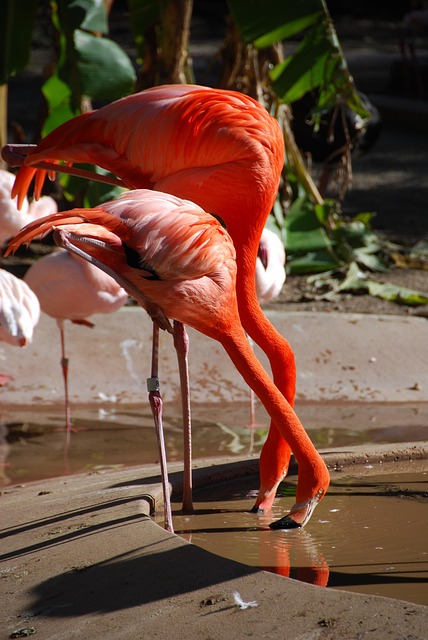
xmin=8 ymin=189 xmax=237 ymax=335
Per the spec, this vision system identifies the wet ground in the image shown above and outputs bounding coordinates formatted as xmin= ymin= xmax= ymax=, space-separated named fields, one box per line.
xmin=3 ymin=454 xmax=428 ymax=640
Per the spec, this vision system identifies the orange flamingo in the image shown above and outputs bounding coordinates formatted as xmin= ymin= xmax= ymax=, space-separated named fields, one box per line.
xmin=4 ymin=84 xmax=303 ymax=514
xmin=7 ymin=189 xmax=330 ymax=529
xmin=23 ymin=249 xmax=128 ymax=444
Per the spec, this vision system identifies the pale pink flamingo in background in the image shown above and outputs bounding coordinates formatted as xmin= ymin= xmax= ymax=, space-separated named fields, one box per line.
xmin=247 ymin=227 xmax=286 ymax=437
xmin=7 ymin=189 xmax=330 ymax=532
xmin=256 ymin=228 xmax=286 ymax=306
xmin=0 ymin=168 xmax=44 ymax=385
xmin=24 ymin=249 xmax=128 ymax=445
xmin=0 ymin=167 xmax=57 ymax=249
xmin=3 ymin=84 xmax=298 ymax=519
xmin=0 ymin=268 xmax=40 ymax=385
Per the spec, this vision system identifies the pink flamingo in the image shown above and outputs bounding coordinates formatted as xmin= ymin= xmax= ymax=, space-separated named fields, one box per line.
xmin=24 ymin=248 xmax=128 ymax=444
xmin=2 ymin=84 xmax=295 ymax=517
xmin=0 ymin=167 xmax=56 ymax=249
xmin=7 ymin=189 xmax=330 ymax=531
xmin=256 ymin=228 xmax=286 ymax=306
xmin=2 ymin=84 xmax=329 ymax=521
xmin=0 ymin=268 xmax=40 ymax=385
xmin=247 ymin=228 xmax=286 ymax=435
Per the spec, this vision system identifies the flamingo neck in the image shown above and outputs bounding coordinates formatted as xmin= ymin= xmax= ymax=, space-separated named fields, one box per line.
xmin=233 ymin=244 xmax=297 ymax=405
xmin=218 ymin=323 xmax=329 ymax=504
xmin=220 ymin=326 xmax=311 ymax=464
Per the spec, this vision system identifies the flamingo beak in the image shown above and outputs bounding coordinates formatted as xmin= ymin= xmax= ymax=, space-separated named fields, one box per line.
xmin=269 ymin=488 xmax=325 ymax=529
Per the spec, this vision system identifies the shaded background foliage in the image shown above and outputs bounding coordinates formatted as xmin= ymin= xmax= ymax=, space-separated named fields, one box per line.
xmin=1 ymin=0 xmax=427 ymax=306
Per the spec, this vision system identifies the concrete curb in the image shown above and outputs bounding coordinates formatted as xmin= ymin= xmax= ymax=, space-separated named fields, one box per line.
xmin=1 ymin=309 xmax=427 ymax=406
xmin=2 ymin=445 xmax=428 ymax=640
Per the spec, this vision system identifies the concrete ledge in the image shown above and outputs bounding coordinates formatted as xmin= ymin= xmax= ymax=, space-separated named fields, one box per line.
xmin=1 ymin=308 xmax=427 ymax=406
xmin=2 ymin=447 xmax=428 ymax=640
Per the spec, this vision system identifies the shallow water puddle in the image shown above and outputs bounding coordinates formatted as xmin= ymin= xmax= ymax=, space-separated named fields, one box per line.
xmin=1 ymin=401 xmax=427 ymax=485
xmin=170 ymin=470 xmax=428 ymax=606
xmin=2 ymin=402 xmax=427 ymax=606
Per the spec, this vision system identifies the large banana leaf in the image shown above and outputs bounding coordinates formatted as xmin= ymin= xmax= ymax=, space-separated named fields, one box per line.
xmin=42 ymin=0 xmax=136 ymax=135
xmin=228 ymin=0 xmax=369 ymax=118
xmin=227 ymin=0 xmax=323 ymax=47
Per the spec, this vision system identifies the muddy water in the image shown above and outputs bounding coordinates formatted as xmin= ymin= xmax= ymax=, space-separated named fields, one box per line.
xmin=170 ymin=469 xmax=428 ymax=607
xmin=2 ymin=400 xmax=427 ymax=606
xmin=1 ymin=400 xmax=427 ymax=485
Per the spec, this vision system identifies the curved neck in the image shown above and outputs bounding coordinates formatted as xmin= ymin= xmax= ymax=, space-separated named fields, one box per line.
xmin=233 ymin=244 xmax=297 ymax=405
xmin=219 ymin=325 xmax=315 ymax=466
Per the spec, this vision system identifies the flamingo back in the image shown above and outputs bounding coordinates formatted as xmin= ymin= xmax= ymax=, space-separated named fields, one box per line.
xmin=9 ymin=189 xmax=238 ymax=336
xmin=12 ymin=85 xmax=284 ymax=242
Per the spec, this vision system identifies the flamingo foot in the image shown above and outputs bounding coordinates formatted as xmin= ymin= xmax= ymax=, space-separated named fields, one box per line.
xmin=269 ymin=489 xmax=325 ymax=530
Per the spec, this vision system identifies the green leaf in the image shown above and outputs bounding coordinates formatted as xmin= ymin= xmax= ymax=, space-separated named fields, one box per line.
xmin=271 ymin=26 xmax=339 ymax=103
xmin=227 ymin=0 xmax=323 ymax=46
xmin=41 ymin=74 xmax=78 ymax=136
xmin=284 ymin=195 xmax=335 ymax=254
xmin=410 ymin=238 xmax=428 ymax=258
xmin=353 ymin=211 xmax=376 ymax=226
xmin=84 ymin=176 xmax=127 ymax=207
xmin=43 ymin=0 xmax=135 ymax=130
xmin=271 ymin=198 xmax=285 ymax=230
xmin=66 ymin=0 xmax=109 ymax=34
xmin=74 ymin=30 xmax=136 ymax=100
xmin=352 ymin=250 xmax=388 ymax=272
xmin=333 ymin=220 xmax=381 ymax=251
xmin=60 ymin=165 xmax=126 ymax=206
xmin=287 ymin=251 xmax=339 ymax=274
xmin=314 ymin=199 xmax=336 ymax=226
xmin=339 ymin=262 xmax=428 ymax=305
xmin=363 ymin=281 xmax=428 ymax=305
